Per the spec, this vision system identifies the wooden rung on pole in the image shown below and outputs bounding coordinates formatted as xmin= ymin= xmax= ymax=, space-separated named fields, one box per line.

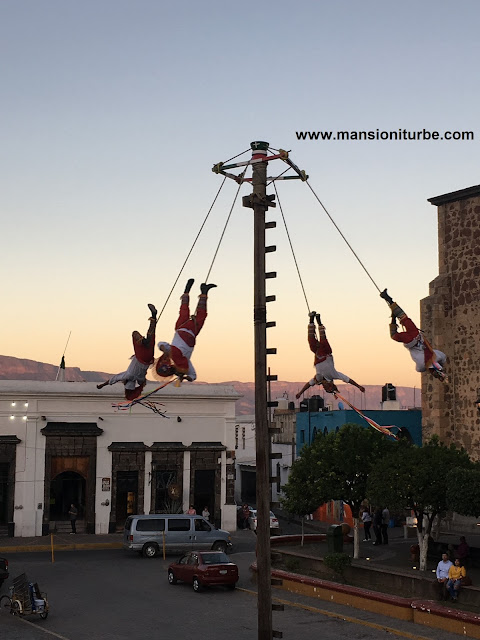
xmin=272 ymin=631 xmax=283 ymax=639
xmin=269 ymin=427 xmax=281 ymax=433
xmin=266 ymin=321 xmax=276 ymax=328
xmin=272 ymin=604 xmax=284 ymax=612
xmin=266 ymin=348 xmax=277 ymax=354
xmin=266 ymin=374 xmax=278 ymax=381
xmin=265 ymin=271 xmax=277 ymax=279
xmin=266 ymin=295 xmax=276 ymax=302
xmin=267 ymin=401 xmax=279 ymax=408
xmin=270 ymin=452 xmax=282 ymax=459
xmin=265 ymin=221 xmax=276 ymax=228
xmin=265 ymin=245 xmax=276 ymax=253
xmin=271 ymin=578 xmax=283 ymax=586
xmin=270 ymin=475 xmax=281 ymax=484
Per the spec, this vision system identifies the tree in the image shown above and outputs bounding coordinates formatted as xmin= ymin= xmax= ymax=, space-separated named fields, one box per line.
xmin=446 ymin=466 xmax=480 ymax=517
xmin=282 ymin=423 xmax=391 ymax=557
xmin=367 ymin=436 xmax=472 ymax=571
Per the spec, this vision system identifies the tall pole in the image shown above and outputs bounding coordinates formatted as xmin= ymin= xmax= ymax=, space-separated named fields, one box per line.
xmin=251 ymin=140 xmax=273 ymax=640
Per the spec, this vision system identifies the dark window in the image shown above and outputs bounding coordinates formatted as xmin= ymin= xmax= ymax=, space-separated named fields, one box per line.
xmin=201 ymin=552 xmax=229 ymax=564
xmin=136 ymin=518 xmax=165 ymax=532
xmin=300 ymin=430 xmax=305 ymax=443
xmin=167 ymin=518 xmax=191 ymax=532
xmin=124 ymin=516 xmax=133 ymax=531
xmin=195 ymin=518 xmax=211 ymax=531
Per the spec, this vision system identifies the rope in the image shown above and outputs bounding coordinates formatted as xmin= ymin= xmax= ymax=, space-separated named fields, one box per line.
xmin=334 ymin=391 xmax=398 ymax=440
xmin=156 ymin=176 xmax=227 ymax=323
xmin=273 ymin=182 xmax=311 ymax=313
xmin=305 ymin=181 xmax=381 ymax=293
xmin=204 ymin=164 xmax=249 ymax=283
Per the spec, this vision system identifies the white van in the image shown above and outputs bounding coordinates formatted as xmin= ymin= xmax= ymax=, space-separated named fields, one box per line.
xmin=123 ymin=514 xmax=233 ymax=558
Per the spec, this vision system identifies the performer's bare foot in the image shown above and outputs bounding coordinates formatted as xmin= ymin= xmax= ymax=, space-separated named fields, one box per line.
xmin=148 ymin=303 xmax=157 ymax=319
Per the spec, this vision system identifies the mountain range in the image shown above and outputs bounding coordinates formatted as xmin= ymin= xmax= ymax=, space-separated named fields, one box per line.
xmin=0 ymin=355 xmax=419 ymax=415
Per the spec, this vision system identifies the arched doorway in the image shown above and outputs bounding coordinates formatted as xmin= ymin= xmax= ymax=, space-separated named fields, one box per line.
xmin=50 ymin=471 xmax=86 ymax=520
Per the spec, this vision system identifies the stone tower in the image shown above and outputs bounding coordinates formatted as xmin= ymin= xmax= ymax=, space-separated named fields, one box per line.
xmin=421 ymin=185 xmax=480 ymax=456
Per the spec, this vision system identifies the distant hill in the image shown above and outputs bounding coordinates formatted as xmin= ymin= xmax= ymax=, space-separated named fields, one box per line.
xmin=0 ymin=355 xmax=419 ymax=414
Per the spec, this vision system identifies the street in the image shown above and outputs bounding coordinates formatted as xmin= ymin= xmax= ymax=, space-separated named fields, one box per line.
xmin=0 ymin=530 xmax=466 ymax=640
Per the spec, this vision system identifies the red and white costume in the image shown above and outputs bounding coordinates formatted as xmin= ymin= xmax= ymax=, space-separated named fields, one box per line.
xmin=108 ymin=317 xmax=156 ymax=398
xmin=157 ymin=293 xmax=207 ymax=382
xmin=307 ymin=322 xmax=350 ymax=387
xmin=392 ymin=316 xmax=446 ymax=372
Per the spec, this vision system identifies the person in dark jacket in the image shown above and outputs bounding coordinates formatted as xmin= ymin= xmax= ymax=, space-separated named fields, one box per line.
xmin=372 ymin=508 xmax=383 ymax=545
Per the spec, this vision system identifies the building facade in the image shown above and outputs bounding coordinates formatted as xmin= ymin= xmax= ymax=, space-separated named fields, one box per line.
xmin=0 ymin=381 xmax=239 ymax=536
xmin=422 ymin=185 xmax=480 ymax=455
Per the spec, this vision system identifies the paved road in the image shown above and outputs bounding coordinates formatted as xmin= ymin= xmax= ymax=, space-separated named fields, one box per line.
xmin=0 ymin=532 xmax=466 ymax=640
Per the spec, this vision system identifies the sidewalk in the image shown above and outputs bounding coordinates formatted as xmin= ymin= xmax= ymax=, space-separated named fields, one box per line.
xmin=0 ymin=532 xmax=123 ymax=553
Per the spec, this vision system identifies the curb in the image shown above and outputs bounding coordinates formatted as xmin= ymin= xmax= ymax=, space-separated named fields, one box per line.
xmin=251 ymin=562 xmax=480 ymax=639
xmin=0 ymin=542 xmax=123 ymax=553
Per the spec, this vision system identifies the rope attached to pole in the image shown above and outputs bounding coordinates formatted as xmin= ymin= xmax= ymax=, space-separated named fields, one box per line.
xmin=156 ymin=176 xmax=227 ymax=324
xmin=204 ymin=164 xmax=249 ymax=283
xmin=304 ymin=181 xmax=382 ymax=293
xmin=273 ymin=182 xmax=311 ymax=313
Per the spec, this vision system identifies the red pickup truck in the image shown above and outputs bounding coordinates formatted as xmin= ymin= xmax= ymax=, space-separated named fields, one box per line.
xmin=0 ymin=557 xmax=9 ymax=588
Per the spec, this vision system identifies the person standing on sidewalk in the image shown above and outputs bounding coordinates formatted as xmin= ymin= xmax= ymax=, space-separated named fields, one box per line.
xmin=68 ymin=503 xmax=78 ymax=534
xmin=372 ymin=508 xmax=383 ymax=545
xmin=361 ymin=507 xmax=372 ymax=541
xmin=381 ymin=507 xmax=390 ymax=544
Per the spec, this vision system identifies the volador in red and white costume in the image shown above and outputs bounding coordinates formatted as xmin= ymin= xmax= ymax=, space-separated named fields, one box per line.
xmin=156 ymin=279 xmax=216 ymax=382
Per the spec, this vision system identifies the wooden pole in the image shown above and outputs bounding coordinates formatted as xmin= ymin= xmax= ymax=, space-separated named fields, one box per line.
xmin=251 ymin=140 xmax=273 ymax=640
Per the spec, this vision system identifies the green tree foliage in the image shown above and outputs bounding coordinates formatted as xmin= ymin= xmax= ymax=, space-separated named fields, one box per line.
xmin=285 ymin=423 xmax=390 ymax=518
xmin=446 ymin=466 xmax=480 ymax=517
xmin=367 ymin=436 xmax=472 ymax=570
xmin=282 ymin=423 xmax=392 ymax=557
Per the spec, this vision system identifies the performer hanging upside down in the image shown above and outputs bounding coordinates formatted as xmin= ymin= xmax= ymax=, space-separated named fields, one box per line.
xmin=380 ymin=289 xmax=447 ymax=380
xmin=97 ymin=303 xmax=157 ymax=400
xmin=296 ymin=312 xmax=365 ymax=399
xmin=155 ymin=279 xmax=216 ymax=382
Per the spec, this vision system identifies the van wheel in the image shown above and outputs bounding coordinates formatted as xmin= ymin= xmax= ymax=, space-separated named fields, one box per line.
xmin=168 ymin=570 xmax=177 ymax=585
xmin=212 ymin=541 xmax=227 ymax=553
xmin=192 ymin=577 xmax=202 ymax=592
xmin=142 ymin=542 xmax=159 ymax=558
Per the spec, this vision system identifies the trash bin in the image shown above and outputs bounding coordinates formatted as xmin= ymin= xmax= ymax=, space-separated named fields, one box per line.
xmin=327 ymin=524 xmax=343 ymax=553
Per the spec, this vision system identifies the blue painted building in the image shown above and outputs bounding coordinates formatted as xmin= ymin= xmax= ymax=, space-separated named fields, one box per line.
xmin=296 ymin=407 xmax=422 ymax=455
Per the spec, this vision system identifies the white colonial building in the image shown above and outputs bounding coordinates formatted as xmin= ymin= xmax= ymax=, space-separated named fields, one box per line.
xmin=0 ymin=381 xmax=239 ymax=537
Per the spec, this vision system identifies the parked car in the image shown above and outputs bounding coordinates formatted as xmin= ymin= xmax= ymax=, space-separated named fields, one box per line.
xmin=0 ymin=557 xmax=8 ymax=588
xmin=248 ymin=508 xmax=280 ymax=533
xmin=168 ymin=550 xmax=238 ymax=592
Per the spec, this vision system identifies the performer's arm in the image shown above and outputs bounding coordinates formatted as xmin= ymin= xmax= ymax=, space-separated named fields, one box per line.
xmin=97 ymin=380 xmax=110 ymax=390
xmin=296 ymin=381 xmax=311 ymax=400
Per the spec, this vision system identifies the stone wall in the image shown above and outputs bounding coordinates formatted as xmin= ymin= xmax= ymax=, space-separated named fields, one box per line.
xmin=422 ymin=187 xmax=480 ymax=457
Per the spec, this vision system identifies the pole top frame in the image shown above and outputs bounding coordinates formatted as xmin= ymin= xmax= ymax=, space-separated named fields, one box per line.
xmin=212 ymin=143 xmax=308 ymax=184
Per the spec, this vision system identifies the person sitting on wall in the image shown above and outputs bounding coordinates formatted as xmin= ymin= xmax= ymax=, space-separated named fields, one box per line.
xmin=434 ymin=552 xmax=453 ymax=601
xmin=447 ymin=558 xmax=467 ymax=602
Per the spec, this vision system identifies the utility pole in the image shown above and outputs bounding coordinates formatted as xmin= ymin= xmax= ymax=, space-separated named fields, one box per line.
xmin=250 ymin=140 xmax=275 ymax=640
xmin=214 ymin=141 xmax=307 ymax=639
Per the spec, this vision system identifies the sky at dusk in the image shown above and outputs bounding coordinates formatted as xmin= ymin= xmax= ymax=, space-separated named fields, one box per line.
xmin=1 ymin=1 xmax=479 ymax=387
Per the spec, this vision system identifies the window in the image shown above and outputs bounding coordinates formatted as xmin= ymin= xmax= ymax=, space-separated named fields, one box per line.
xmin=136 ymin=518 xmax=165 ymax=532
xmin=300 ymin=430 xmax=305 ymax=443
xmin=242 ymin=427 xmax=246 ymax=449
xmin=167 ymin=518 xmax=191 ymax=532
xmin=187 ymin=554 xmax=198 ymax=565
xmin=195 ymin=518 xmax=211 ymax=531
xmin=235 ymin=426 xmax=239 ymax=450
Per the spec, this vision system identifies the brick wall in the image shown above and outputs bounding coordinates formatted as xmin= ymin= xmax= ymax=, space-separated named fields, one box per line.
xmin=422 ymin=188 xmax=480 ymax=456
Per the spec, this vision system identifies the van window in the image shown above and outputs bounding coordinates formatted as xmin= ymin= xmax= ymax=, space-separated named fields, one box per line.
xmin=136 ymin=518 xmax=165 ymax=532
xmin=167 ymin=518 xmax=190 ymax=532
xmin=194 ymin=518 xmax=211 ymax=532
